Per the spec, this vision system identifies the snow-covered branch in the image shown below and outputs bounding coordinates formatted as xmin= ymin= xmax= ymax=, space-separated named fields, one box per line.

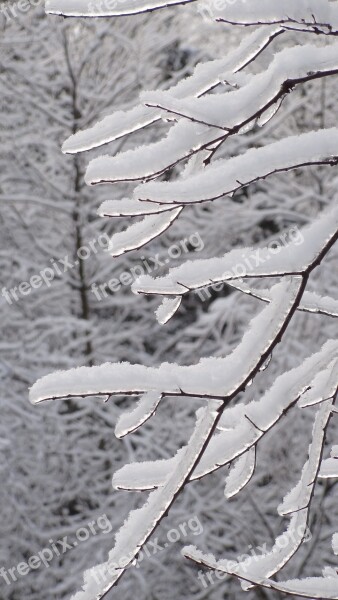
xmin=30 ymin=277 xmax=303 ymax=402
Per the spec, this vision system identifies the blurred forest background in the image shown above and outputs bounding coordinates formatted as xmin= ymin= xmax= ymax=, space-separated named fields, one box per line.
xmin=0 ymin=3 xmax=337 ymax=599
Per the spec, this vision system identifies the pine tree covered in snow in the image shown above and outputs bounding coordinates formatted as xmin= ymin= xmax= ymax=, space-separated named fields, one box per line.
xmin=27 ymin=1 xmax=338 ymax=599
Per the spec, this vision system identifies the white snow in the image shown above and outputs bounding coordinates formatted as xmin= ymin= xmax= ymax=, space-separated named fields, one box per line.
xmin=115 ymin=391 xmax=162 ymax=439
xmin=224 ymin=446 xmax=256 ymax=499
xmin=98 ymin=198 xmax=173 ymax=217
xmin=109 ymin=209 xmax=182 ymax=257
xmin=279 ymin=401 xmax=334 ymax=515
xmin=155 ymin=297 xmax=182 ymax=325
xmin=298 ymin=359 xmax=338 ymax=408
xmin=332 ymin=533 xmax=338 ymax=555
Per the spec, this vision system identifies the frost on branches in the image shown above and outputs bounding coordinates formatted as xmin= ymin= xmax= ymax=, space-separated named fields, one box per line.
xmin=31 ymin=1 xmax=338 ymax=599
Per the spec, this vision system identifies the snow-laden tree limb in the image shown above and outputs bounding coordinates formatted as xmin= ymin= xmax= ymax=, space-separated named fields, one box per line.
xmin=225 ymin=447 xmax=256 ymax=499
xmin=114 ymin=391 xmax=162 ymax=439
xmin=108 ymin=208 xmax=182 ymax=257
xmin=84 ymin=120 xmax=223 ymax=185
xmin=135 ymin=128 xmax=338 ymax=205
xmin=62 ymin=26 xmax=282 ymax=154
xmin=133 ymin=204 xmax=338 ymax=296
xmin=226 ymin=282 xmax=338 ymax=319
xmin=298 ymin=359 xmax=338 ymax=408
xmin=206 ymin=0 xmax=338 ymax=35
xmin=30 ymin=277 xmax=303 ymax=402
xmin=69 ymin=400 xmax=222 ymax=600
xmin=94 ymin=144 xmax=338 ymax=258
xmin=112 ymin=340 xmax=338 ymax=490
xmin=182 ymin=398 xmax=335 ymax=588
xmin=155 ymin=296 xmax=182 ymax=325
xmin=183 ymin=557 xmax=338 ymax=599
xmin=33 ymin=4 xmax=338 ymax=599
xmin=98 ymin=198 xmax=176 ymax=217
xmin=45 ymin=0 xmax=197 ymax=17
xmin=154 ymin=284 xmax=338 ymax=326
xmin=142 ymin=43 xmax=338 ymax=131
xmin=318 ymin=444 xmax=338 ymax=478
xmin=85 ymin=46 xmax=338 ymax=188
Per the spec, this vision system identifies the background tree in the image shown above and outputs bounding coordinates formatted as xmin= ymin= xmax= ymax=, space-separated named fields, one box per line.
xmin=0 ymin=6 xmax=201 ymax=600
